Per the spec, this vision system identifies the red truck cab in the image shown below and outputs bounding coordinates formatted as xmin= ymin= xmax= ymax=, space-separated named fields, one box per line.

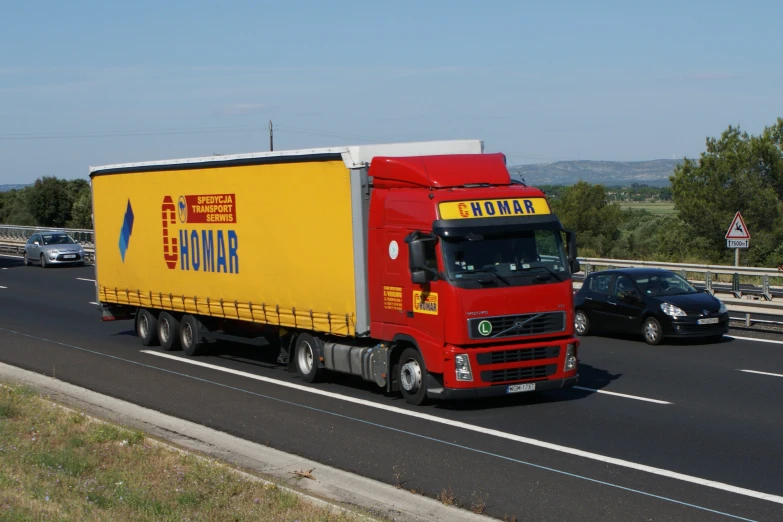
xmin=368 ymin=152 xmax=579 ymax=403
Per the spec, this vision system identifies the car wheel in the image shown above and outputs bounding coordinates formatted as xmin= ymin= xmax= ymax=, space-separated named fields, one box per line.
xmin=294 ymin=333 xmax=324 ymax=383
xmin=23 ymin=252 xmax=29 ymax=266
xmin=136 ymin=309 xmax=159 ymax=347
xmin=642 ymin=317 xmax=663 ymax=345
xmin=575 ymin=310 xmax=590 ymax=336
xmin=180 ymin=315 xmax=205 ymax=356
xmin=398 ymin=347 xmax=428 ymax=406
xmin=40 ymin=254 xmax=47 ymax=268
xmin=158 ymin=312 xmax=181 ymax=351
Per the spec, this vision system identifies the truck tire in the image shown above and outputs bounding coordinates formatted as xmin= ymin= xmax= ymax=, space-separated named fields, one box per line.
xmin=158 ymin=312 xmax=181 ymax=351
xmin=294 ymin=333 xmax=323 ymax=383
xmin=398 ymin=347 xmax=428 ymax=406
xmin=136 ymin=309 xmax=159 ymax=346
xmin=180 ymin=315 xmax=205 ymax=356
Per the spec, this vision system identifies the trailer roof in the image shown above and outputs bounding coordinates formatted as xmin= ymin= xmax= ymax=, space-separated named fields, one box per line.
xmin=89 ymin=139 xmax=484 ymax=175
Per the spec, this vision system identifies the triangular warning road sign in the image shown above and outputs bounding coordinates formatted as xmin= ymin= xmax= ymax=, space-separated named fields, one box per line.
xmin=725 ymin=212 xmax=751 ymax=239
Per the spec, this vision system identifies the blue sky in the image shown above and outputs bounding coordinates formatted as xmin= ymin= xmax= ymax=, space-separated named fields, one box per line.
xmin=1 ymin=0 xmax=781 ymax=183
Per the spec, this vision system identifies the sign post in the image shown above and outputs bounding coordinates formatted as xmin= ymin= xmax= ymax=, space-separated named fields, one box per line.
xmin=725 ymin=212 xmax=750 ymax=267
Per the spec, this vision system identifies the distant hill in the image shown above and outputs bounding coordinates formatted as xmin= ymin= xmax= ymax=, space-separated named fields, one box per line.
xmin=508 ymin=159 xmax=682 ymax=187
xmin=0 ymin=184 xmax=30 ymax=192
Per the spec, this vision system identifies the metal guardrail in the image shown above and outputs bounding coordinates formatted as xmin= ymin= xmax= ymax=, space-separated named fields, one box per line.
xmin=0 ymin=225 xmax=94 ymax=245
xmin=0 ymin=225 xmax=781 ymax=321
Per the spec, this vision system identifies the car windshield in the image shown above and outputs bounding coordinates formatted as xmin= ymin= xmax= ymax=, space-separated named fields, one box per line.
xmin=631 ymin=272 xmax=697 ymax=296
xmin=42 ymin=234 xmax=76 ymax=245
xmin=441 ymin=229 xmax=569 ymax=287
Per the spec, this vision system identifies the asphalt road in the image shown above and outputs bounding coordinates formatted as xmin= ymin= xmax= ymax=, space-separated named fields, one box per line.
xmin=1 ymin=254 xmax=782 ymax=521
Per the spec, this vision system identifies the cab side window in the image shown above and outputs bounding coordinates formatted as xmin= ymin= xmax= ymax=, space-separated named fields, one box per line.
xmin=588 ymin=274 xmax=612 ymax=295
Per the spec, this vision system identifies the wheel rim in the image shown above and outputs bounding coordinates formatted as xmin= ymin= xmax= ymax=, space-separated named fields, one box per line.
xmin=400 ymin=358 xmax=422 ymax=393
xmin=297 ymin=341 xmax=314 ymax=374
xmin=160 ymin=318 xmax=170 ymax=344
xmin=138 ymin=314 xmax=149 ymax=339
xmin=645 ymin=320 xmax=659 ymax=342
xmin=40 ymin=255 xmax=45 ymax=266
xmin=575 ymin=312 xmax=587 ymax=334
xmin=182 ymin=322 xmax=193 ymax=348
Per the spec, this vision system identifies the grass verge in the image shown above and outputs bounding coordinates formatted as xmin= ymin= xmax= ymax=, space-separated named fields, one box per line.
xmin=0 ymin=382 xmax=366 ymax=521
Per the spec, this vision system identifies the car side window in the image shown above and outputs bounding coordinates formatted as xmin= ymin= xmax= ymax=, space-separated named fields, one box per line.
xmin=614 ymin=276 xmax=637 ymax=298
xmin=588 ymin=274 xmax=612 ymax=295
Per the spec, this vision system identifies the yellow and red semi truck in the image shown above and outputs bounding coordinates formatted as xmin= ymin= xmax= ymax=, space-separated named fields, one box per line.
xmin=90 ymin=140 xmax=580 ymax=405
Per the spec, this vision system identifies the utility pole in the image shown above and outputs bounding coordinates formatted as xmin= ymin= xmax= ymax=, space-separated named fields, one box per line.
xmin=269 ymin=120 xmax=274 ymax=151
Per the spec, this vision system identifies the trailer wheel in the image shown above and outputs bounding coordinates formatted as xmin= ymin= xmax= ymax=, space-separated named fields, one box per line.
xmin=136 ymin=309 xmax=159 ymax=346
xmin=294 ymin=333 xmax=323 ymax=383
xmin=158 ymin=312 xmax=181 ymax=351
xmin=398 ymin=347 xmax=428 ymax=406
xmin=180 ymin=315 xmax=205 ymax=356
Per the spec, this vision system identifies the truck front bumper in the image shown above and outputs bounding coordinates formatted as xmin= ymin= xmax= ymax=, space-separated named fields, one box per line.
xmin=428 ymin=375 xmax=578 ymax=400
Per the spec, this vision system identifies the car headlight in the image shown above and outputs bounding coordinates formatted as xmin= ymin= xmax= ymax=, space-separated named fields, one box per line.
xmin=48 ymin=249 xmax=59 ymax=255
xmin=660 ymin=302 xmax=686 ymax=317
xmin=455 ymin=354 xmax=473 ymax=381
xmin=718 ymin=300 xmax=727 ymax=314
xmin=564 ymin=343 xmax=577 ymax=372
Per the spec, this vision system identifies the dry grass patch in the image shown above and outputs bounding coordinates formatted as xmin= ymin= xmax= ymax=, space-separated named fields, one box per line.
xmin=0 ymin=383 xmax=368 ymax=521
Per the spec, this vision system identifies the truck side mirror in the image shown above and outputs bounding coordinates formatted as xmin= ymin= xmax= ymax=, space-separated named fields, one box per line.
xmin=405 ymin=232 xmax=439 ymax=284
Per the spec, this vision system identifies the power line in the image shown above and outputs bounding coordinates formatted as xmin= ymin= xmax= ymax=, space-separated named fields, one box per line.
xmin=0 ymin=124 xmax=264 ymax=141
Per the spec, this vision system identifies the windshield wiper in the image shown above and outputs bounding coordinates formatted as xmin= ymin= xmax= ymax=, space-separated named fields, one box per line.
xmin=462 ymin=269 xmax=512 ymax=286
xmin=520 ymin=265 xmax=565 ymax=282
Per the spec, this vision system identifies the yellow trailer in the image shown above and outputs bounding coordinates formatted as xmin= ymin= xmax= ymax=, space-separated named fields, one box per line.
xmin=90 ymin=141 xmax=482 ymax=341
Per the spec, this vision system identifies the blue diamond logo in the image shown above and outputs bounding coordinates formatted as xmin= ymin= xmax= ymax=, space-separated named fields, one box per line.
xmin=118 ymin=200 xmax=134 ymax=262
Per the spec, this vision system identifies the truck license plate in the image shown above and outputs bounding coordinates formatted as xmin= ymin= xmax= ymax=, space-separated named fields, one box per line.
xmin=507 ymin=383 xmax=536 ymax=394
xmin=63 ymin=255 xmax=76 ymax=259
xmin=697 ymin=318 xmax=719 ymax=325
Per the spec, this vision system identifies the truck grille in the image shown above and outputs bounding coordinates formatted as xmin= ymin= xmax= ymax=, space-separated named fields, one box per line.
xmin=481 ymin=364 xmax=557 ymax=384
xmin=468 ymin=312 xmax=565 ymax=340
xmin=476 ymin=346 xmax=560 ymax=365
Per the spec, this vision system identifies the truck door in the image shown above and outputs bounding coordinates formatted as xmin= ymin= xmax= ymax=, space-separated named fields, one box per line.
xmin=405 ymin=233 xmax=445 ymax=344
xmin=378 ymin=227 xmax=409 ymax=326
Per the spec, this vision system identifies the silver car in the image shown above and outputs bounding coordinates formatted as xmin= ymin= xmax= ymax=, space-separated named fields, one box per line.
xmin=24 ymin=232 xmax=86 ymax=267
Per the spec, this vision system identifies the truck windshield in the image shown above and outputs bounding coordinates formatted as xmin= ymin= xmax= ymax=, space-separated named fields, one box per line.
xmin=441 ymin=230 xmax=569 ymax=287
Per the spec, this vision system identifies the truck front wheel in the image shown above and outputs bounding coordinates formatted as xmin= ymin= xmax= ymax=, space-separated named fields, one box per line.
xmin=158 ymin=312 xmax=181 ymax=351
xmin=295 ymin=333 xmax=324 ymax=383
xmin=398 ymin=347 xmax=428 ymax=406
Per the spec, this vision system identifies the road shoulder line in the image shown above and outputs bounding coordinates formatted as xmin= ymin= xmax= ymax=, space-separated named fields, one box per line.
xmin=0 ymin=361 xmax=489 ymax=522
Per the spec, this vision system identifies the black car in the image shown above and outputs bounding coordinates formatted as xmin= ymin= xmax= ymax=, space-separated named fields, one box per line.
xmin=574 ymin=268 xmax=729 ymax=345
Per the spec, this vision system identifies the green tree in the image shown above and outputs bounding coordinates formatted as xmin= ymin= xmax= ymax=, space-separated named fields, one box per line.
xmin=670 ymin=119 xmax=783 ymax=265
xmin=26 ymin=176 xmax=74 ymax=228
xmin=70 ymin=189 xmax=92 ymax=228
xmin=551 ymin=181 xmax=622 ymax=257
xmin=0 ymin=187 xmax=35 ymax=226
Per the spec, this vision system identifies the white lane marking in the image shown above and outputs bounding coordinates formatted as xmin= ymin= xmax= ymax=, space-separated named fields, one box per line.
xmin=76 ymin=278 xmax=96 ymax=282
xmin=0 ymin=286 xmax=7 ymax=289
xmin=739 ymin=369 xmax=783 ymax=379
xmin=142 ymin=350 xmax=783 ymax=505
xmin=88 ymin=302 xmax=98 ymax=305
xmin=572 ymin=386 xmax=671 ymax=405
xmin=727 ymin=335 xmax=783 ymax=346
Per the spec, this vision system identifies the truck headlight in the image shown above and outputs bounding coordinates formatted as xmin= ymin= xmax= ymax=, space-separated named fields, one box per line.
xmin=455 ymin=354 xmax=472 ymax=381
xmin=660 ymin=302 xmax=686 ymax=317
xmin=564 ymin=343 xmax=577 ymax=372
